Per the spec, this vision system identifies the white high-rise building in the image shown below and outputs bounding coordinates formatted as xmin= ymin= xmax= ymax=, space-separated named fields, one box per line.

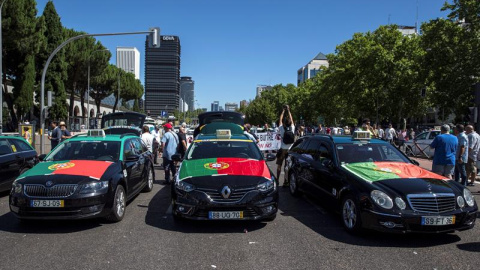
xmin=297 ymin=52 xmax=329 ymax=85
xmin=116 ymin=47 xmax=140 ymax=80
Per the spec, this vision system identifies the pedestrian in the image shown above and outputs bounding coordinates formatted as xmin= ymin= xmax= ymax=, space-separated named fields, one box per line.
xmin=151 ymin=125 xmax=161 ymax=164
xmin=296 ymin=125 xmax=305 ymax=138
xmin=141 ymin=125 xmax=154 ymax=152
xmin=177 ymin=126 xmax=188 ymax=159
xmin=59 ymin=121 xmax=72 ymax=142
xmin=378 ymin=125 xmax=385 ymax=140
xmin=372 ymin=124 xmax=380 ymax=138
xmin=397 ymin=128 xmax=407 ymax=150
xmin=22 ymin=126 xmax=31 ymax=144
xmin=276 ymin=105 xmax=295 ymax=187
xmin=465 ymin=125 xmax=479 ymax=186
xmin=430 ymin=124 xmax=458 ymax=179
xmin=453 ymin=124 xmax=469 ymax=186
xmin=48 ymin=121 xmax=62 ymax=150
xmin=315 ymin=124 xmax=324 ymax=134
xmin=160 ymin=123 xmax=179 ymax=184
xmin=407 ymin=128 xmax=415 ymax=141
xmin=385 ymin=124 xmax=397 ymax=145
xmin=244 ymin=123 xmax=259 ymax=143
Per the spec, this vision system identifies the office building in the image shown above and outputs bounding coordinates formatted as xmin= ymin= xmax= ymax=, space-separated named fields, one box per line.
xmin=225 ymin=102 xmax=238 ymax=112
xmin=398 ymin=25 xmax=417 ymax=36
xmin=256 ymin=85 xmax=272 ymax=98
xmin=180 ymin=76 xmax=195 ymax=111
xmin=144 ymin=35 xmax=181 ymax=116
xmin=211 ymin=101 xmax=219 ymax=111
xmin=297 ymin=52 xmax=329 ymax=85
xmin=240 ymin=100 xmax=249 ymax=108
xmin=116 ymin=47 xmax=140 ymax=80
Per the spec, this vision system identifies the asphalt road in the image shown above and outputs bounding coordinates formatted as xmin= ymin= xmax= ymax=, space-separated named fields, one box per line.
xmin=0 ymin=162 xmax=479 ymax=270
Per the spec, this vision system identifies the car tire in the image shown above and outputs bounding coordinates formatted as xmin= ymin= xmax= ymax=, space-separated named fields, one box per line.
xmin=341 ymin=194 xmax=363 ymax=234
xmin=106 ymin=185 xmax=126 ymax=222
xmin=142 ymin=166 xmax=154 ymax=192
xmin=289 ymin=171 xmax=302 ymax=197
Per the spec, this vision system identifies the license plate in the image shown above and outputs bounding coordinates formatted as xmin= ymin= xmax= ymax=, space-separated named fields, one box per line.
xmin=208 ymin=211 xmax=243 ymax=220
xmin=421 ymin=216 xmax=455 ymax=226
xmin=30 ymin=200 xmax=64 ymax=208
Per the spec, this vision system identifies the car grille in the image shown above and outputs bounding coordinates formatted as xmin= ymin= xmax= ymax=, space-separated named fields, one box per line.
xmin=197 ymin=186 xmax=256 ymax=203
xmin=24 ymin=184 xmax=78 ymax=198
xmin=406 ymin=193 xmax=456 ymax=213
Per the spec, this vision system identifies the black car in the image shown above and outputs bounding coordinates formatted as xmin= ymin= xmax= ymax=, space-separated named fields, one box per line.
xmin=0 ymin=136 xmax=38 ymax=192
xmin=285 ymin=131 xmax=478 ymax=233
xmin=193 ymin=111 xmax=245 ymax=138
xmin=9 ymin=131 xmax=154 ymax=222
xmin=172 ymin=124 xmax=278 ymax=221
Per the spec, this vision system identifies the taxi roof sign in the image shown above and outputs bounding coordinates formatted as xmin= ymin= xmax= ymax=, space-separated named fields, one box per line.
xmin=87 ymin=129 xmax=106 ymax=137
xmin=216 ymin=129 xmax=231 ymax=139
xmin=352 ymin=131 xmax=371 ymax=140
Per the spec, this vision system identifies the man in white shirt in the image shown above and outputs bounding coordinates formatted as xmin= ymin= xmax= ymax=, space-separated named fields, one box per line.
xmin=140 ymin=125 xmax=154 ymax=152
xmin=276 ymin=105 xmax=295 ymax=187
xmin=151 ymin=126 xmax=161 ymax=164
xmin=385 ymin=124 xmax=397 ymax=145
xmin=378 ymin=125 xmax=385 ymax=140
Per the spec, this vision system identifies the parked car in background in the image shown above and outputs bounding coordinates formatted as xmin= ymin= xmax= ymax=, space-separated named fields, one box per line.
xmin=0 ymin=136 xmax=39 ymax=192
xmin=404 ymin=130 xmax=440 ymax=158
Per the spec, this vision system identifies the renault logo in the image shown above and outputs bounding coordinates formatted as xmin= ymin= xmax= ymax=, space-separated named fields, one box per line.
xmin=221 ymin=186 xmax=231 ymax=199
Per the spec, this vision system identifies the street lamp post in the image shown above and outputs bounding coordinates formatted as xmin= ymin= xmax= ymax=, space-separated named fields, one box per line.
xmin=87 ymin=49 xmax=109 ymax=129
xmin=0 ymin=0 xmax=9 ymax=135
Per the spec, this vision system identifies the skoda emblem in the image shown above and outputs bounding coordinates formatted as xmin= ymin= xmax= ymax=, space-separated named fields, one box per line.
xmin=46 ymin=181 xmax=54 ymax=187
xmin=221 ymin=186 xmax=231 ymax=199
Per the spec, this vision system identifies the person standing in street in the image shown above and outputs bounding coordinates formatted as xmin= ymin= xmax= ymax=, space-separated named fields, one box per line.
xmin=377 ymin=125 xmax=385 ymax=140
xmin=385 ymin=124 xmax=397 ymax=145
xmin=465 ymin=125 xmax=480 ymax=186
xmin=430 ymin=124 xmax=458 ymax=179
xmin=22 ymin=127 xmax=31 ymax=144
xmin=151 ymin=126 xmax=161 ymax=164
xmin=161 ymin=123 xmax=179 ymax=184
xmin=177 ymin=126 xmax=188 ymax=159
xmin=141 ymin=125 xmax=154 ymax=153
xmin=48 ymin=121 xmax=62 ymax=150
xmin=276 ymin=105 xmax=295 ymax=187
xmin=59 ymin=121 xmax=71 ymax=142
xmin=454 ymin=124 xmax=469 ymax=186
xmin=315 ymin=124 xmax=324 ymax=134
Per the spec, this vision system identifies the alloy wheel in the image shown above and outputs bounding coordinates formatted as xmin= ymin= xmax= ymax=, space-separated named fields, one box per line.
xmin=343 ymin=199 xmax=357 ymax=229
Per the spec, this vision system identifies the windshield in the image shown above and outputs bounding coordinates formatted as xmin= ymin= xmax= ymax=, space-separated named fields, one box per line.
xmin=336 ymin=143 xmax=410 ymax=164
xmin=102 ymin=114 xmax=144 ymax=128
xmin=46 ymin=141 xmax=121 ymax=162
xmin=186 ymin=140 xmax=262 ymax=160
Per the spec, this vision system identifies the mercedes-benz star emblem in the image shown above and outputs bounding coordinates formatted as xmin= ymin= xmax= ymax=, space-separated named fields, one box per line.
xmin=221 ymin=186 xmax=231 ymax=199
xmin=46 ymin=181 xmax=54 ymax=187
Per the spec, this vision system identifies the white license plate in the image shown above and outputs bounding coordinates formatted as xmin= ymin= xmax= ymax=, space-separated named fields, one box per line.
xmin=30 ymin=200 xmax=64 ymax=208
xmin=208 ymin=211 xmax=243 ymax=220
xmin=421 ymin=216 xmax=455 ymax=226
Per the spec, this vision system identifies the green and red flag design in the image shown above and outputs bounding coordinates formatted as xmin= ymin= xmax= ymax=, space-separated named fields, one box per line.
xmin=179 ymin=158 xmax=270 ymax=180
xmin=19 ymin=160 xmax=113 ymax=180
xmin=342 ymin=162 xmax=447 ymax=182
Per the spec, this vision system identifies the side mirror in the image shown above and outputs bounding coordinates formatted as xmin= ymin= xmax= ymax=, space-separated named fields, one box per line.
xmin=265 ymin=153 xmax=276 ymax=162
xmin=411 ymin=159 xmax=420 ymax=166
xmin=38 ymin=154 xmax=47 ymax=161
xmin=125 ymin=154 xmax=140 ymax=162
xmin=172 ymin=154 xmax=183 ymax=162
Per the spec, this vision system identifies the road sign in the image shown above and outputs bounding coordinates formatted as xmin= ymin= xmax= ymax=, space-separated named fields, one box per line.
xmin=161 ymin=111 xmax=167 ymax=117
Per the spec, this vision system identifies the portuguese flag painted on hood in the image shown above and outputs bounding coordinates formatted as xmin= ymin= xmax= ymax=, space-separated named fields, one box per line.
xmin=18 ymin=160 xmax=113 ymax=180
xmin=342 ymin=162 xmax=446 ymax=182
xmin=179 ymin=158 xmax=270 ymax=180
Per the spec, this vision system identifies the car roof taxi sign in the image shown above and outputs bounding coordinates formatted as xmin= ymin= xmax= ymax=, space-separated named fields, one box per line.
xmin=87 ymin=129 xmax=106 ymax=137
xmin=352 ymin=131 xmax=371 ymax=140
xmin=216 ymin=129 xmax=231 ymax=139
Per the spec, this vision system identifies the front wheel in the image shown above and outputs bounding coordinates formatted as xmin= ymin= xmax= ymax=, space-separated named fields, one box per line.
xmin=106 ymin=185 xmax=126 ymax=222
xmin=289 ymin=172 xmax=302 ymax=197
xmin=341 ymin=195 xmax=362 ymax=234
xmin=142 ymin=166 xmax=154 ymax=192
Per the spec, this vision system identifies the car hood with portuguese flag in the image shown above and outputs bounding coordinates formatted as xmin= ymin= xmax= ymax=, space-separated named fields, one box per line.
xmin=341 ymin=162 xmax=457 ymax=194
xmin=17 ymin=160 xmax=115 ymax=181
xmin=178 ymin=157 xmax=271 ymax=187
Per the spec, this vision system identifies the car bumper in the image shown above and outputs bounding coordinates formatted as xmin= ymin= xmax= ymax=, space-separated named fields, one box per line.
xmin=172 ymin=189 xmax=279 ymax=221
xmin=361 ymin=208 xmax=478 ymax=233
xmin=9 ymin=194 xmax=110 ymax=220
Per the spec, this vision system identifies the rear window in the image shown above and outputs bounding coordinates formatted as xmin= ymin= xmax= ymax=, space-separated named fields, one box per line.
xmin=186 ymin=140 xmax=262 ymax=160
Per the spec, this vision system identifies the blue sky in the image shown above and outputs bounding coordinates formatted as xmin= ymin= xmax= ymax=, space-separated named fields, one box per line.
xmin=36 ymin=0 xmax=448 ymax=110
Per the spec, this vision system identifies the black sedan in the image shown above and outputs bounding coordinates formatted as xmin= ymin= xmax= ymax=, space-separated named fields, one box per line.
xmin=285 ymin=132 xmax=478 ymax=233
xmin=9 ymin=131 xmax=154 ymax=222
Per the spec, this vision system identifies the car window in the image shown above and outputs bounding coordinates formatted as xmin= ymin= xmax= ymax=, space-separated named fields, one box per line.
xmin=336 ymin=143 xmax=410 ymax=164
xmin=46 ymin=141 xmax=120 ymax=161
xmin=10 ymin=138 xmax=33 ymax=152
xmin=415 ymin=132 xmax=428 ymax=140
xmin=132 ymin=138 xmax=145 ymax=154
xmin=290 ymin=137 xmax=310 ymax=154
xmin=0 ymin=139 xmax=13 ymax=155
xmin=187 ymin=140 xmax=262 ymax=160
xmin=124 ymin=139 xmax=135 ymax=158
xmin=428 ymin=131 xmax=440 ymax=140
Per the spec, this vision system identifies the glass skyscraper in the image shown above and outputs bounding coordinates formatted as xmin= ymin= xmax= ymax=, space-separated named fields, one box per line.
xmin=144 ymin=35 xmax=181 ymax=117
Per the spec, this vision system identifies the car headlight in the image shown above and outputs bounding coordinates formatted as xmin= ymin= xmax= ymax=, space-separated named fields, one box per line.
xmin=395 ymin=197 xmax=406 ymax=210
xmin=176 ymin=181 xmax=195 ymax=192
xmin=370 ymin=190 xmax=393 ymax=209
xmin=457 ymin=196 xmax=465 ymax=208
xmin=464 ymin=188 xmax=475 ymax=207
xmin=79 ymin=181 xmax=109 ymax=194
xmin=12 ymin=182 xmax=22 ymax=194
xmin=257 ymin=180 xmax=275 ymax=192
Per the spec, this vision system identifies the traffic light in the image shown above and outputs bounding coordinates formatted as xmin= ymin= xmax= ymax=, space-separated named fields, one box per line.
xmin=468 ymin=107 xmax=478 ymax=123
xmin=149 ymin=27 xmax=161 ymax=48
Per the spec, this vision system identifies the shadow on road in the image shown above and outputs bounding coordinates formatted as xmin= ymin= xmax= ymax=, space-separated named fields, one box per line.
xmin=277 ymin=188 xmax=462 ymax=248
xmin=457 ymin=242 xmax=480 ymax=252
xmin=144 ymin=184 xmax=267 ymax=233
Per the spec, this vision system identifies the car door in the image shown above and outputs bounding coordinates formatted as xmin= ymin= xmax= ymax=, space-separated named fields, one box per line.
xmin=0 ymin=139 xmax=21 ymax=192
xmin=123 ymin=139 xmax=142 ymax=196
xmin=9 ymin=138 xmax=38 ymax=171
xmin=308 ymin=140 xmax=338 ymax=198
xmin=131 ymin=138 xmax=147 ymax=193
xmin=288 ymin=138 xmax=315 ymax=193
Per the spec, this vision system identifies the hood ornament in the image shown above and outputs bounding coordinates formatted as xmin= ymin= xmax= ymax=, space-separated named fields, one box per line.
xmin=221 ymin=186 xmax=231 ymax=199
xmin=46 ymin=181 xmax=54 ymax=187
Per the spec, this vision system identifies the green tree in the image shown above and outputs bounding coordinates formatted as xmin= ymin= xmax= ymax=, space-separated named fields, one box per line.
xmin=12 ymin=55 xmax=36 ymax=120
xmin=91 ymin=64 xmax=117 ymax=114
